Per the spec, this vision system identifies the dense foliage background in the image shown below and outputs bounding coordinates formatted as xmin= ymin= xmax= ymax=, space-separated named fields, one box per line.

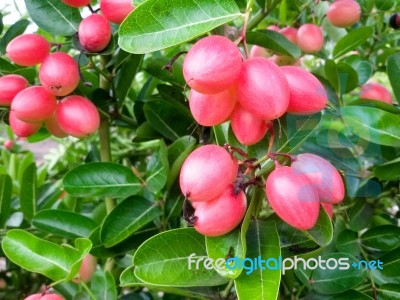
xmin=1 ymin=0 xmax=400 ymax=299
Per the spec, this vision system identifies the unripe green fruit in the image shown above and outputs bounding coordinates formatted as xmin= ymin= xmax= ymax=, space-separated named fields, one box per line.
xmin=0 ymin=75 xmax=28 ymax=106
xmin=6 ymin=34 xmax=50 ymax=66
xmin=78 ymin=14 xmax=112 ymax=53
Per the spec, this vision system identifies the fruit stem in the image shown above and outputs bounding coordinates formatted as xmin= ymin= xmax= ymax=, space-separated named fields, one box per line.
xmin=163 ymin=51 xmax=187 ymax=74
xmin=221 ymin=280 xmax=234 ymax=299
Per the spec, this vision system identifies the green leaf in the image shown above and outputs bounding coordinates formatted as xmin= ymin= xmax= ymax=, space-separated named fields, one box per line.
xmin=91 ymin=271 xmax=117 ymax=300
xmin=304 ymin=208 xmax=333 ymax=247
xmin=133 ymin=228 xmax=228 ymax=286
xmin=246 ymin=30 xmax=301 ymax=58
xmin=144 ymin=57 xmax=185 ymax=87
xmin=24 ymin=0 xmax=82 ymax=36
xmin=373 ymin=157 xmax=400 ymax=180
xmin=387 ymin=53 xmax=400 ymax=103
xmin=377 ymin=284 xmax=400 ymax=300
xmin=337 ymin=62 xmax=359 ymax=93
xmin=20 ymin=163 xmax=37 ymax=222
xmin=0 ymin=19 xmax=30 ymax=54
xmin=1 ymin=229 xmax=91 ymax=282
xmin=146 ymin=140 xmax=169 ymax=193
xmin=333 ymin=27 xmax=373 ymax=58
xmin=311 ymin=253 xmax=367 ymax=294
xmin=348 ymin=199 xmax=373 ymax=231
xmin=32 ymin=210 xmax=98 ymax=239
xmin=63 ymin=162 xmax=142 ymax=198
xmin=100 ymin=196 xmax=161 ymax=247
xmin=235 ymin=221 xmax=281 ymax=300
xmin=377 ymin=247 xmax=400 ymax=278
xmin=345 ymin=55 xmax=373 ymax=85
xmin=118 ymin=0 xmax=241 ymax=53
xmin=115 ymin=53 xmax=143 ymax=101
xmin=341 ymin=106 xmax=400 ymax=147
xmin=336 ymin=230 xmax=360 ymax=256
xmin=361 ymin=225 xmax=400 ymax=252
xmin=0 ymin=174 xmax=12 ymax=227
xmin=205 ymin=229 xmax=245 ymax=279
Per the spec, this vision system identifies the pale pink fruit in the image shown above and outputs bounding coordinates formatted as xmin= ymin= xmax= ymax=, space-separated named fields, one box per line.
xmin=100 ymin=0 xmax=135 ymax=24
xmin=237 ymin=57 xmax=289 ymax=120
xmin=280 ymin=27 xmax=298 ymax=44
xmin=249 ymin=45 xmax=271 ymax=58
xmin=360 ymin=82 xmax=393 ymax=104
xmin=327 ymin=0 xmax=361 ymax=27
xmin=291 ymin=153 xmax=345 ymax=204
xmin=62 ymin=0 xmax=90 ymax=7
xmin=45 ymin=114 xmax=68 ymax=138
xmin=6 ymin=34 xmax=50 ymax=66
xmin=183 ymin=36 xmax=242 ymax=94
xmin=9 ymin=111 xmax=41 ymax=137
xmin=0 ymin=75 xmax=28 ymax=106
xmin=194 ymin=184 xmax=247 ymax=236
xmin=267 ymin=25 xmax=280 ymax=31
xmin=78 ymin=14 xmax=112 ymax=53
xmin=3 ymin=140 xmax=13 ymax=150
xmin=296 ymin=24 xmax=324 ymax=53
xmin=77 ymin=254 xmax=97 ymax=282
xmin=25 ymin=293 xmax=64 ymax=300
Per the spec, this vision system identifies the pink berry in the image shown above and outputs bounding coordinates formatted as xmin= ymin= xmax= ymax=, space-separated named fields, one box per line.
xmin=9 ymin=111 xmax=41 ymax=137
xmin=249 ymin=45 xmax=271 ymax=58
xmin=100 ymin=0 xmax=135 ymax=24
xmin=56 ymin=96 xmax=100 ymax=138
xmin=45 ymin=114 xmax=68 ymax=138
xmin=237 ymin=57 xmax=289 ymax=120
xmin=73 ymin=254 xmax=97 ymax=282
xmin=39 ymin=52 xmax=80 ymax=96
xmin=62 ymin=0 xmax=90 ymax=7
xmin=230 ymin=105 xmax=270 ymax=145
xmin=189 ymin=88 xmax=236 ymax=126
xmin=179 ymin=145 xmax=237 ymax=202
xmin=0 ymin=75 xmax=28 ymax=106
xmin=6 ymin=34 xmax=50 ymax=66
xmin=279 ymin=27 xmax=298 ymax=44
xmin=266 ymin=165 xmax=320 ymax=230
xmin=327 ymin=0 xmax=361 ymax=28
xmin=183 ymin=36 xmax=243 ymax=94
xmin=3 ymin=140 xmax=13 ymax=150
xmin=11 ymin=86 xmax=57 ymax=123
xmin=78 ymin=14 xmax=112 ymax=53
xmin=281 ymin=66 xmax=328 ymax=114
xmin=360 ymin=82 xmax=393 ymax=104
xmin=25 ymin=293 xmax=64 ymax=300
xmin=321 ymin=203 xmax=333 ymax=219
xmin=291 ymin=153 xmax=345 ymax=204
xmin=296 ymin=24 xmax=324 ymax=53
xmin=267 ymin=25 xmax=280 ymax=32
xmin=193 ymin=184 xmax=247 ymax=236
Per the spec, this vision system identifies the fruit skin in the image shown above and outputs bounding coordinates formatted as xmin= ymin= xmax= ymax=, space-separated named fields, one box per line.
xmin=74 ymin=254 xmax=97 ymax=282
xmin=179 ymin=145 xmax=237 ymax=202
xmin=291 ymin=153 xmax=345 ymax=204
xmin=9 ymin=111 xmax=41 ymax=137
xmin=0 ymin=75 xmax=28 ymax=106
xmin=280 ymin=27 xmax=298 ymax=44
xmin=56 ymin=96 xmax=100 ymax=138
xmin=281 ymin=66 xmax=328 ymax=114
xmin=249 ymin=45 xmax=271 ymax=58
xmin=360 ymin=82 xmax=393 ymax=104
xmin=266 ymin=165 xmax=320 ymax=230
xmin=183 ymin=36 xmax=242 ymax=94
xmin=3 ymin=140 xmax=13 ymax=150
xmin=25 ymin=293 xmax=64 ymax=300
xmin=39 ymin=52 xmax=80 ymax=96
xmin=62 ymin=0 xmax=90 ymax=7
xmin=296 ymin=24 xmax=324 ymax=53
xmin=100 ymin=0 xmax=135 ymax=24
xmin=389 ymin=14 xmax=400 ymax=29
xmin=78 ymin=14 xmax=112 ymax=53
xmin=6 ymin=34 xmax=50 ymax=66
xmin=193 ymin=184 xmax=247 ymax=236
xmin=327 ymin=0 xmax=361 ymax=28
xmin=237 ymin=57 xmax=289 ymax=120
xmin=189 ymin=88 xmax=236 ymax=126
xmin=45 ymin=114 xmax=68 ymax=138
xmin=321 ymin=203 xmax=333 ymax=219
xmin=230 ymin=105 xmax=269 ymax=145
xmin=11 ymin=86 xmax=57 ymax=123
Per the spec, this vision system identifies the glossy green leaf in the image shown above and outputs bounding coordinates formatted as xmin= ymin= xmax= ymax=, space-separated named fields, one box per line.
xmin=373 ymin=157 xmax=400 ymax=180
xmin=32 ymin=210 xmax=98 ymax=239
xmin=20 ymin=163 xmax=37 ymax=222
xmin=361 ymin=225 xmax=400 ymax=251
xmin=100 ymin=196 xmax=161 ymax=247
xmin=235 ymin=221 xmax=281 ymax=300
xmin=115 ymin=54 xmax=143 ymax=101
xmin=387 ymin=53 xmax=400 ymax=103
xmin=378 ymin=247 xmax=400 ymax=277
xmin=91 ymin=271 xmax=117 ymax=300
xmin=306 ymin=290 xmax=373 ymax=300
xmin=24 ymin=0 xmax=82 ymax=36
xmin=144 ymin=57 xmax=185 ymax=87
xmin=0 ymin=19 xmax=30 ymax=54
xmin=336 ymin=229 xmax=360 ymax=256
xmin=63 ymin=162 xmax=142 ymax=198
xmin=341 ymin=106 xmax=400 ymax=147
xmin=337 ymin=62 xmax=359 ymax=93
xmin=0 ymin=174 xmax=12 ymax=227
xmin=1 ymin=229 xmax=91 ymax=282
xmin=345 ymin=56 xmax=373 ymax=85
xmin=119 ymin=0 xmax=241 ymax=53
xmin=246 ymin=29 xmax=301 ymax=58
xmin=304 ymin=208 xmax=333 ymax=247
xmin=133 ymin=228 xmax=228 ymax=286
xmin=146 ymin=140 xmax=169 ymax=193
xmin=377 ymin=284 xmax=400 ymax=300
xmin=348 ymin=199 xmax=373 ymax=232
xmin=333 ymin=27 xmax=373 ymax=58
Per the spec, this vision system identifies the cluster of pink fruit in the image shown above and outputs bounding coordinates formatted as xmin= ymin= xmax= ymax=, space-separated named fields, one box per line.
xmin=183 ymin=35 xmax=328 ymax=146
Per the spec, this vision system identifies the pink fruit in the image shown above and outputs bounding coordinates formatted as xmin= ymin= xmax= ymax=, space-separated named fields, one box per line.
xmin=25 ymin=293 xmax=64 ymax=300
xmin=296 ymin=24 xmax=324 ymax=53
xmin=39 ymin=52 xmax=80 ymax=96
xmin=193 ymin=184 xmax=247 ymax=236
xmin=281 ymin=66 xmax=328 ymax=114
xmin=56 ymin=96 xmax=100 ymax=138
xmin=291 ymin=153 xmax=345 ymax=204
xmin=249 ymin=45 xmax=271 ymax=58
xmin=9 ymin=111 xmax=41 ymax=137
xmin=280 ymin=27 xmax=298 ymax=44
xmin=0 ymin=75 xmax=28 ymax=106
xmin=230 ymin=105 xmax=270 ymax=145
xmin=360 ymin=82 xmax=393 ymax=104
xmin=179 ymin=145 xmax=237 ymax=202
xmin=62 ymin=0 xmax=90 ymax=7
xmin=11 ymin=86 xmax=57 ymax=123
xmin=3 ymin=140 xmax=13 ymax=150
xmin=322 ymin=203 xmax=333 ymax=219
xmin=266 ymin=165 xmax=320 ymax=230
xmin=183 ymin=36 xmax=242 ymax=94
xmin=77 ymin=254 xmax=97 ymax=282
xmin=45 ymin=114 xmax=68 ymax=138
xmin=78 ymin=14 xmax=112 ymax=53
xmin=327 ymin=0 xmax=361 ymax=28
xmin=189 ymin=88 xmax=236 ymax=126
xmin=267 ymin=25 xmax=280 ymax=32
xmin=6 ymin=34 xmax=50 ymax=66
xmin=237 ymin=57 xmax=289 ymax=120
xmin=100 ymin=0 xmax=135 ymax=24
